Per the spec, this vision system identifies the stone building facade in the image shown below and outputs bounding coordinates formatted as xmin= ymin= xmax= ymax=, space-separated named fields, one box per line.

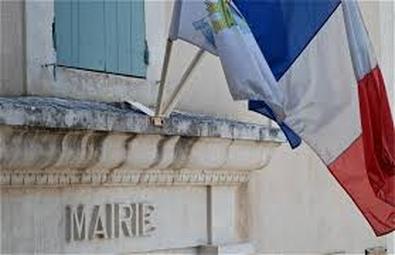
xmin=1 ymin=0 xmax=394 ymax=254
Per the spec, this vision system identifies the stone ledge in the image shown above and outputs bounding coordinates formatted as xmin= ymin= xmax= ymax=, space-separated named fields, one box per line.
xmin=0 ymin=96 xmax=281 ymax=187
xmin=0 ymin=96 xmax=283 ymax=142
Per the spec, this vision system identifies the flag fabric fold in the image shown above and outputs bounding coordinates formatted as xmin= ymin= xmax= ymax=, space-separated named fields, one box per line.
xmin=170 ymin=0 xmax=301 ymax=146
xmin=169 ymin=0 xmax=394 ymax=236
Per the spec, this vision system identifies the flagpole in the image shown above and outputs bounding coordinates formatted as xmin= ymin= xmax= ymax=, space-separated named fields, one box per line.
xmin=162 ymin=48 xmax=206 ymax=117
xmin=155 ymin=38 xmax=174 ymax=117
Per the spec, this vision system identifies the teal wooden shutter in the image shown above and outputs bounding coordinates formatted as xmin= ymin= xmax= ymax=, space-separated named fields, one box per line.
xmin=54 ymin=0 xmax=147 ymax=77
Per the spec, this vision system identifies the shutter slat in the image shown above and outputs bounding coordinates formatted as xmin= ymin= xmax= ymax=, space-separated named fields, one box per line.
xmin=78 ymin=0 xmax=105 ymax=70
xmin=54 ymin=1 xmax=72 ymax=65
xmin=131 ymin=0 xmax=146 ymax=77
xmin=117 ymin=1 xmax=132 ymax=75
xmin=104 ymin=1 xmax=118 ymax=73
xmin=71 ymin=0 xmax=79 ymax=66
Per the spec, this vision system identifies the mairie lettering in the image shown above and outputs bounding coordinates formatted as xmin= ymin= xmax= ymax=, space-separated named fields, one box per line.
xmin=65 ymin=202 xmax=155 ymax=242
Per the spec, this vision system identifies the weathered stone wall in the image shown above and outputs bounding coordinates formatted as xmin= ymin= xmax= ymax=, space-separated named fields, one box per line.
xmin=0 ymin=96 xmax=278 ymax=254
xmin=0 ymin=0 xmax=26 ymax=96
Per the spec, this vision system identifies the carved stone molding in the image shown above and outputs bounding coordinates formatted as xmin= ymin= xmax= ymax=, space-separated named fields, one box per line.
xmin=0 ymin=97 xmax=281 ymax=187
xmin=0 ymin=170 xmax=250 ymax=187
xmin=0 ymin=125 xmax=277 ymax=187
xmin=1 ymin=126 xmax=276 ymax=166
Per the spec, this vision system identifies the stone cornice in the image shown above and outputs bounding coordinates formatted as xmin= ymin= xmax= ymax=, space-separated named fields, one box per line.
xmin=0 ymin=97 xmax=281 ymax=187
xmin=0 ymin=96 xmax=284 ymax=142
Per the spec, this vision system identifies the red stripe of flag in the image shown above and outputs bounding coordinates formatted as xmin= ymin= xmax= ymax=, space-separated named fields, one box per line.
xmin=329 ymin=66 xmax=395 ymax=236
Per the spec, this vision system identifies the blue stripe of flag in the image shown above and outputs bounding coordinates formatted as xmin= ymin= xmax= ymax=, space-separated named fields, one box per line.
xmin=233 ymin=0 xmax=341 ymax=80
xmin=233 ymin=0 xmax=341 ymax=148
xmin=249 ymin=100 xmax=302 ymax=148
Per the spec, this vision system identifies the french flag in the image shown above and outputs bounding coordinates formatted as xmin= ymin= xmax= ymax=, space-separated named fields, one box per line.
xmin=170 ymin=0 xmax=394 ymax=235
xmin=234 ymin=0 xmax=394 ymax=236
